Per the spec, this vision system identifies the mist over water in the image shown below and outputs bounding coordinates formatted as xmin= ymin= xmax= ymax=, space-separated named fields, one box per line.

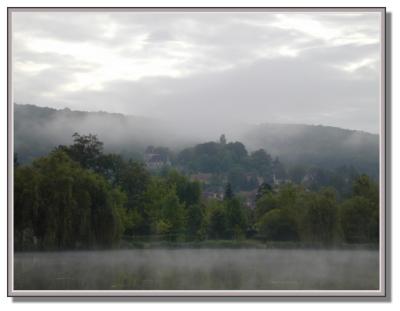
xmin=14 ymin=249 xmax=379 ymax=290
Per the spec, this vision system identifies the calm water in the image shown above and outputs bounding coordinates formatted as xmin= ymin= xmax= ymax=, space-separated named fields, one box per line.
xmin=14 ymin=248 xmax=379 ymax=290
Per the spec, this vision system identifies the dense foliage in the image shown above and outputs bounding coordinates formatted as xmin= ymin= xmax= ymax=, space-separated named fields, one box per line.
xmin=14 ymin=134 xmax=379 ymax=250
xmin=14 ymin=150 xmax=126 ymax=250
xmin=174 ymin=136 xmax=365 ymax=199
xmin=176 ymin=138 xmax=279 ymax=189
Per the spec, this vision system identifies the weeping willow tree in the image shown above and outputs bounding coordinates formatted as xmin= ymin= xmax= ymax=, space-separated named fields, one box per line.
xmin=14 ymin=150 xmax=126 ymax=250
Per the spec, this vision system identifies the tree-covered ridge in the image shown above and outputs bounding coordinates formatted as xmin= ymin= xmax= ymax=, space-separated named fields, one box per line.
xmin=14 ymin=104 xmax=195 ymax=164
xmin=14 ymin=104 xmax=379 ymax=178
xmin=176 ymin=135 xmax=279 ymax=188
xmin=241 ymin=123 xmax=379 ymax=178
xmin=173 ymin=134 xmax=364 ymax=200
xmin=14 ymin=134 xmax=379 ymax=251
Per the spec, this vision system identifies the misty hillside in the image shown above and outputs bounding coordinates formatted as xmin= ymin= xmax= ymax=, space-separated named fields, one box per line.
xmin=14 ymin=104 xmax=198 ymax=162
xmin=14 ymin=104 xmax=379 ymax=177
xmin=240 ymin=123 xmax=379 ymax=177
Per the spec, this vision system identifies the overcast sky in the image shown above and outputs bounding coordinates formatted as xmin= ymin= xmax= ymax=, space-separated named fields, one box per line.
xmin=12 ymin=10 xmax=382 ymax=133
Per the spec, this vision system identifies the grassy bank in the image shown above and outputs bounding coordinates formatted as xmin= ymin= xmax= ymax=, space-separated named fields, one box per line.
xmin=119 ymin=238 xmax=379 ymax=250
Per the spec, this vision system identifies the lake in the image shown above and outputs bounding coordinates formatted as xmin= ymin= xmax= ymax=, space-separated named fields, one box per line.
xmin=14 ymin=248 xmax=379 ymax=290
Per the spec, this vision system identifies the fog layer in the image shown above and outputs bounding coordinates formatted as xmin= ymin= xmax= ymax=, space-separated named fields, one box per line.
xmin=14 ymin=249 xmax=379 ymax=290
xmin=14 ymin=104 xmax=379 ymax=177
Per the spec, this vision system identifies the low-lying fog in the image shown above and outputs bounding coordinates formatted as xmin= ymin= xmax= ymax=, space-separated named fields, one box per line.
xmin=14 ymin=248 xmax=379 ymax=290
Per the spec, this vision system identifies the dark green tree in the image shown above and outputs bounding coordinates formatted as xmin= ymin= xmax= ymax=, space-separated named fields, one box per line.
xmin=255 ymin=192 xmax=279 ymax=219
xmin=207 ymin=204 xmax=228 ymax=239
xmin=14 ymin=166 xmax=39 ymax=250
xmin=340 ymin=175 xmax=379 ymax=243
xmin=226 ymin=198 xmax=247 ymax=239
xmin=224 ymin=183 xmax=234 ymax=200
xmin=58 ymin=133 xmax=104 ymax=171
xmin=187 ymin=203 xmax=205 ymax=240
xmin=118 ymin=160 xmax=151 ymax=234
xmin=166 ymin=170 xmax=201 ymax=206
xmin=159 ymin=191 xmax=186 ymax=241
xmin=302 ymin=188 xmax=338 ymax=244
xmin=257 ymin=209 xmax=298 ymax=241
xmin=226 ymin=142 xmax=248 ymax=162
xmin=14 ymin=150 xmax=125 ymax=250
xmin=250 ymin=149 xmax=273 ymax=182
xmin=340 ymin=197 xmax=377 ymax=243
xmin=256 ymin=182 xmax=272 ymax=201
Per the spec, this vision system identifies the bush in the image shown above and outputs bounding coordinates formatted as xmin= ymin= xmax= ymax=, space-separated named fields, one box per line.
xmin=257 ymin=209 xmax=299 ymax=241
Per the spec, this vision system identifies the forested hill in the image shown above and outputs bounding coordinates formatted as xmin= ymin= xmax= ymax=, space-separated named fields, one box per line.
xmin=240 ymin=123 xmax=379 ymax=178
xmin=14 ymin=104 xmax=197 ymax=163
xmin=14 ymin=104 xmax=379 ymax=177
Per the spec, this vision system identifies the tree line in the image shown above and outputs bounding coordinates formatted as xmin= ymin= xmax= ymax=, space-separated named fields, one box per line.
xmin=14 ymin=133 xmax=379 ymax=250
xmin=172 ymin=134 xmax=362 ymax=197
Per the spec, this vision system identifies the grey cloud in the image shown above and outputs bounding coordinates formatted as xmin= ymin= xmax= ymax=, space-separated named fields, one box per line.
xmin=147 ymin=30 xmax=176 ymax=43
xmin=22 ymin=52 xmax=379 ymax=135
xmin=311 ymin=13 xmax=381 ymax=31
xmin=151 ymin=57 xmax=378 ymax=132
xmin=12 ymin=10 xmax=381 ymax=135
xmin=12 ymin=12 xmax=107 ymax=43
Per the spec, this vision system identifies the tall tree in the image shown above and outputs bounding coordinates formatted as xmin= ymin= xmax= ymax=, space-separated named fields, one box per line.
xmin=207 ymin=203 xmax=228 ymax=239
xmin=224 ymin=183 xmax=234 ymax=200
xmin=250 ymin=149 xmax=273 ymax=182
xmin=65 ymin=133 xmax=104 ymax=170
xmin=340 ymin=175 xmax=379 ymax=243
xmin=166 ymin=170 xmax=201 ymax=206
xmin=219 ymin=134 xmax=227 ymax=145
xmin=226 ymin=198 xmax=247 ymax=239
xmin=302 ymin=188 xmax=338 ymax=244
xmin=14 ymin=150 xmax=125 ymax=250
xmin=187 ymin=203 xmax=205 ymax=240
xmin=256 ymin=182 xmax=272 ymax=201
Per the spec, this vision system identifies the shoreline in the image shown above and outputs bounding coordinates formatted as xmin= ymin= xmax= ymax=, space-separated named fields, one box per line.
xmin=14 ymin=239 xmax=379 ymax=252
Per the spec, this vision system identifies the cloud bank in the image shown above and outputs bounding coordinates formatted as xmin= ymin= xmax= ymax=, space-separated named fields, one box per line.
xmin=12 ymin=10 xmax=382 ymax=133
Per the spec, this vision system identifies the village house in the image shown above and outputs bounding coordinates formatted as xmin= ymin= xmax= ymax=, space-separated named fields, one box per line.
xmin=144 ymin=150 xmax=170 ymax=170
xmin=272 ymin=173 xmax=291 ymax=186
xmin=238 ymin=189 xmax=258 ymax=209
xmin=202 ymin=191 xmax=224 ymax=201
